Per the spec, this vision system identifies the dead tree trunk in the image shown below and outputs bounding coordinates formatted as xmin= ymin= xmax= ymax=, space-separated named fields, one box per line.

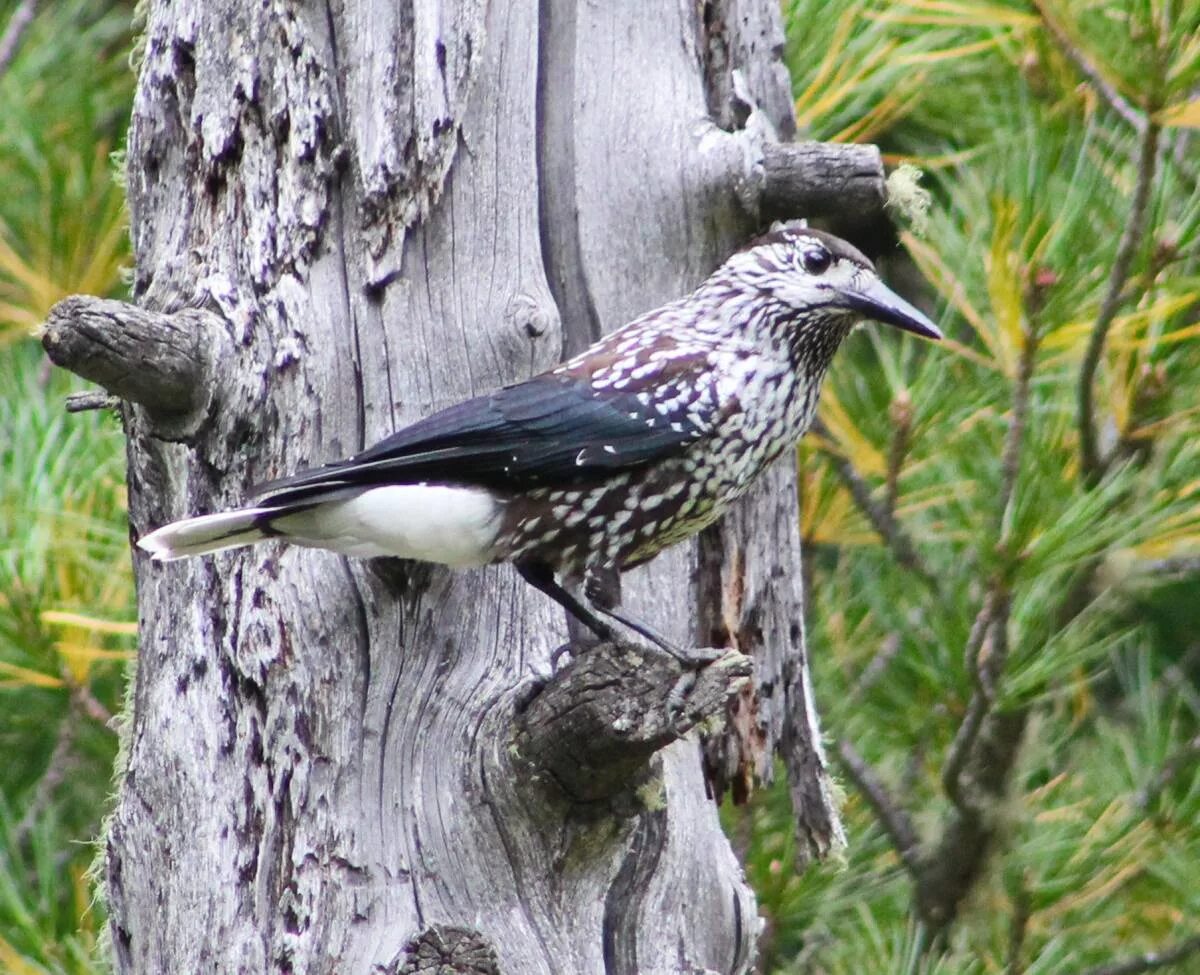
xmin=43 ymin=2 xmax=887 ymax=971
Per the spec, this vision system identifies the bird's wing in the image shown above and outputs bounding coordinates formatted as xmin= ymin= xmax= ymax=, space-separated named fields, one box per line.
xmin=253 ymin=364 xmax=723 ymax=505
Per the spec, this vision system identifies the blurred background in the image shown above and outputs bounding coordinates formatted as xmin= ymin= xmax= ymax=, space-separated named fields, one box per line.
xmin=1 ymin=1 xmax=1197 ymax=972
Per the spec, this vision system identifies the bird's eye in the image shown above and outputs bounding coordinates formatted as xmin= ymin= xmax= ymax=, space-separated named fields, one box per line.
xmin=802 ymin=247 xmax=833 ymax=275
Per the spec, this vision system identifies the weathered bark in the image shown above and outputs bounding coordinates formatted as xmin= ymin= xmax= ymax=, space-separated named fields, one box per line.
xmin=41 ymin=1 xmax=885 ymax=971
xmin=41 ymin=296 xmax=225 ymax=437
xmin=514 ymin=645 xmax=753 ymax=806
xmin=760 ymin=141 xmax=887 ymax=227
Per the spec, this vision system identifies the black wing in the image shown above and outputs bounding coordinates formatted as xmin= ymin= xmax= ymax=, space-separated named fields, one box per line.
xmin=253 ymin=371 xmax=714 ymax=504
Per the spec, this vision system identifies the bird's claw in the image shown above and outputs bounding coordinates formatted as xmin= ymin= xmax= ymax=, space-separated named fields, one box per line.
xmin=549 ymin=641 xmax=575 ymax=673
xmin=651 ymin=642 xmax=723 ymax=670
xmin=666 ymin=670 xmax=698 ymax=721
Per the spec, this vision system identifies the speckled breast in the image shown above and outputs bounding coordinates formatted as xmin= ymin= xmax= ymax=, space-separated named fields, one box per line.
xmin=492 ymin=418 xmax=803 ymax=576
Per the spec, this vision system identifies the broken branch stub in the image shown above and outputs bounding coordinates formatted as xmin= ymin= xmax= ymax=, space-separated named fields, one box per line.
xmin=759 ymin=141 xmax=887 ymax=227
xmin=41 ymin=295 xmax=226 ymax=435
xmin=513 ymin=642 xmax=753 ymax=805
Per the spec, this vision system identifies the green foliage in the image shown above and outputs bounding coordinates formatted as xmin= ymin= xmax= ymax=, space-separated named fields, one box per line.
xmin=0 ymin=341 xmax=130 ymax=974
xmin=733 ymin=1 xmax=1200 ymax=972
xmin=0 ymin=0 xmax=135 ymax=343
xmin=0 ymin=1 xmax=135 ymax=970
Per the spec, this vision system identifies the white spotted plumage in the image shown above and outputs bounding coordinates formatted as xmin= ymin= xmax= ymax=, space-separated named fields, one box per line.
xmin=138 ymin=225 xmax=940 ymax=653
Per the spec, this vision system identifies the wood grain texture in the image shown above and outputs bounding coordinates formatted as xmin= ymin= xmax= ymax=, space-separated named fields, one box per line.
xmin=41 ymin=296 xmax=225 ymax=435
xmin=514 ymin=643 xmax=752 ymax=804
xmin=761 ymin=140 xmax=887 ymax=225
xmin=95 ymin=0 xmax=854 ymax=971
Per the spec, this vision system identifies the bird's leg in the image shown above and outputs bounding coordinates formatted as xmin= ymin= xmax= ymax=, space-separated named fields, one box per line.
xmin=516 ymin=561 xmax=616 ymax=648
xmin=583 ymin=565 xmax=720 ymax=670
xmin=582 ymin=566 xmax=675 ymax=649
xmin=517 ymin=561 xmax=719 ymax=671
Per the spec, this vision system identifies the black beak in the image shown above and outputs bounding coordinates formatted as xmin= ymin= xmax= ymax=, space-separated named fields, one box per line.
xmin=844 ymin=277 xmax=942 ymax=340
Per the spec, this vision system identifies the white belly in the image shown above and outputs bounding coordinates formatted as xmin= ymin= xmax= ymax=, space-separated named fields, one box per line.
xmin=273 ymin=484 xmax=503 ymax=567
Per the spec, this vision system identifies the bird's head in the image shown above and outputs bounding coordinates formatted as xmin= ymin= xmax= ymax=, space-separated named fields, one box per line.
xmin=720 ymin=223 xmax=942 ymax=343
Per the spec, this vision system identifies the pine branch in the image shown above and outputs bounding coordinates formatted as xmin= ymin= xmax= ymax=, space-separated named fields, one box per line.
xmin=814 ymin=420 xmax=938 ymax=594
xmin=13 ymin=713 xmax=75 ymax=843
xmin=1140 ymin=557 xmax=1200 ymax=580
xmin=1077 ymin=119 xmax=1162 ymax=485
xmin=836 ymin=738 xmax=923 ymax=878
xmin=1032 ymin=0 xmax=1147 ymax=134
xmin=0 ymin=0 xmax=36 ymax=78
xmin=848 ymin=632 xmax=902 ymax=700
xmin=1076 ymin=934 xmax=1200 ymax=975
xmin=920 ymin=317 xmax=1036 ymax=932
xmin=940 ymin=593 xmax=999 ymax=811
xmin=883 ymin=391 xmax=912 ymax=522
xmin=1137 ymin=734 xmax=1200 ymax=811
xmin=1005 ymin=876 xmax=1032 ymax=975
xmin=997 ymin=326 xmax=1038 ymax=542
xmin=41 ymin=295 xmax=231 ymax=440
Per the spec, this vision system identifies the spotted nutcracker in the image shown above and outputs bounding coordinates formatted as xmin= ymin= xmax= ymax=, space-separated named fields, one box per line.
xmin=139 ymin=224 xmax=941 ymax=658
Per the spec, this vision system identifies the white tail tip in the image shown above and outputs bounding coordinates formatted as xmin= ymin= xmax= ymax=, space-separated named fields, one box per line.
xmin=136 ymin=508 xmax=275 ymax=561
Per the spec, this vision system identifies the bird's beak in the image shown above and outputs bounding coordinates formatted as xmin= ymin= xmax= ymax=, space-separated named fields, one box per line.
xmin=844 ymin=278 xmax=942 ymax=340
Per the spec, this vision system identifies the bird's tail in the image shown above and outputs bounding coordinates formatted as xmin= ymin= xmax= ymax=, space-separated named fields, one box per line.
xmin=136 ymin=507 xmax=278 ymax=561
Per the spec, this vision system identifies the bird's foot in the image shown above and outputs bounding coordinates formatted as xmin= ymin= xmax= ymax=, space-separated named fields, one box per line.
xmin=549 ymin=640 xmax=578 ymax=672
xmin=647 ymin=641 xmax=723 ymax=670
xmin=666 ymin=670 xmax=697 ymax=720
xmin=595 ymin=604 xmax=721 ymax=670
xmin=552 ymin=632 xmax=720 ymax=674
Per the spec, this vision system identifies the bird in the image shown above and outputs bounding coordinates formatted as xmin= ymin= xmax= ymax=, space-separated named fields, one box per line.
xmin=138 ymin=223 xmax=941 ymax=661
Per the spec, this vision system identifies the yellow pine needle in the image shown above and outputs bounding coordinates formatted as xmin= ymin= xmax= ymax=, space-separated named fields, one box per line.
xmin=902 ymin=233 xmax=999 ymax=372
xmin=0 ymin=228 xmax=56 ymax=295
xmin=0 ymin=303 xmax=43 ymax=340
xmin=1165 ymin=37 xmax=1200 ymax=89
xmin=1108 ymin=341 xmax=1136 ymax=435
xmin=1071 ymin=667 xmax=1094 ymax=724
xmin=937 ymin=335 xmax=1004 ymax=372
xmin=1033 ymin=795 xmax=1092 ymax=824
xmin=902 ymin=230 xmax=993 ymax=336
xmin=1026 ymin=770 xmax=1069 ymax=804
xmin=56 ymin=641 xmax=132 ymax=684
xmin=1134 ymin=903 xmax=1188 ymax=927
xmin=1110 ymin=318 xmax=1200 ymax=351
xmin=74 ymin=865 xmax=99 ymax=938
xmin=817 ymin=397 xmax=887 ymax=476
xmin=0 ymin=660 xmax=64 ymax=689
xmin=40 ymin=610 xmax=138 ymax=635
xmin=75 ymin=206 xmax=128 ymax=298
xmin=1128 ymin=508 xmax=1200 ymax=559
xmin=792 ymin=3 xmax=863 ymax=119
xmin=1128 ymin=401 xmax=1200 ymax=440
xmin=869 ymin=0 xmax=1037 ymax=29
xmin=1173 ymin=478 xmax=1200 ymax=499
xmin=799 ymin=39 xmax=901 ymax=127
xmin=895 ymin=145 xmax=987 ymax=171
xmin=831 ymin=80 xmax=927 ymax=144
xmin=896 ymin=484 xmax=975 ymax=519
xmin=53 ymin=643 xmax=132 ymax=663
xmin=984 ymin=198 xmax=1024 ymax=377
xmin=799 ymin=461 xmax=875 ymax=546
xmin=0 ymin=936 xmax=46 ymax=975
xmin=1035 ymin=0 xmax=1144 ymax=109
xmin=892 ymin=36 xmax=1005 ymax=65
xmin=804 ymin=503 xmax=876 ymax=548
xmin=1043 ymin=293 xmax=1198 ymax=354
xmin=1156 ymin=98 xmax=1200 ymax=129
xmin=1047 ymin=860 xmax=1147 ymax=921
xmin=1051 ymin=795 xmax=1141 ymax=864
xmin=1085 ymin=138 xmax=1135 ymax=197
